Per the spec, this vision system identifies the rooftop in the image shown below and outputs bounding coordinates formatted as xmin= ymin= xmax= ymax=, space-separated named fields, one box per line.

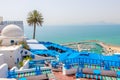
xmin=1 ymin=24 xmax=24 ymax=38
xmin=27 ymin=39 xmax=48 ymax=50
xmin=0 ymin=45 xmax=22 ymax=51
xmin=26 ymin=39 xmax=38 ymax=44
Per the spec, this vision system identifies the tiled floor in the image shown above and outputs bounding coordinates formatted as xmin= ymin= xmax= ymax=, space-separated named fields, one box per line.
xmin=53 ymin=71 xmax=75 ymax=80
xmin=53 ymin=71 xmax=92 ymax=80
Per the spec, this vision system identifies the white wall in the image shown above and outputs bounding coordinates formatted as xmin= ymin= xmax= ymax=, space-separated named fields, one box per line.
xmin=0 ymin=63 xmax=8 ymax=78
xmin=63 ymin=68 xmax=77 ymax=75
xmin=1 ymin=38 xmax=24 ymax=46
xmin=33 ymin=55 xmax=55 ymax=60
xmin=0 ymin=50 xmax=16 ymax=68
xmin=0 ymin=54 xmax=4 ymax=65
xmin=10 ymin=66 xmax=18 ymax=71
xmin=26 ymin=74 xmax=48 ymax=80
xmin=0 ymin=21 xmax=23 ymax=32
xmin=0 ymin=46 xmax=22 ymax=68
xmin=22 ymin=49 xmax=31 ymax=56
xmin=14 ymin=47 xmax=23 ymax=64
xmin=62 ymin=64 xmax=77 ymax=75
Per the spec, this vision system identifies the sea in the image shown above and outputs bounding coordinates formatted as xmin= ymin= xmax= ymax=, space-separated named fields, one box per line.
xmin=24 ymin=24 xmax=120 ymax=46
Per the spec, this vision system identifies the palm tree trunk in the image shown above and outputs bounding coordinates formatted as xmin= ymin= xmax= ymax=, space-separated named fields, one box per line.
xmin=33 ymin=23 xmax=36 ymax=39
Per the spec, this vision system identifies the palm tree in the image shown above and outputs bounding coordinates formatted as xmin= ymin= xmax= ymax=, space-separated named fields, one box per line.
xmin=27 ymin=10 xmax=43 ymax=39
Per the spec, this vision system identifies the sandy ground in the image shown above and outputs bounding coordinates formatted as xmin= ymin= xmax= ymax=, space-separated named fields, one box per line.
xmin=98 ymin=42 xmax=120 ymax=55
xmin=63 ymin=40 xmax=120 ymax=55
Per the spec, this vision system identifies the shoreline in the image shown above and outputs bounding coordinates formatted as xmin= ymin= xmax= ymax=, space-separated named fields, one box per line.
xmin=62 ymin=40 xmax=120 ymax=54
xmin=98 ymin=42 xmax=120 ymax=54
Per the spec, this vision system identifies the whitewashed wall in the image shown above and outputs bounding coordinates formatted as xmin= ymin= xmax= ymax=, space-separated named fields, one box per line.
xmin=62 ymin=64 xmax=77 ymax=75
xmin=1 ymin=38 xmax=24 ymax=46
xmin=0 ymin=63 xmax=8 ymax=78
xmin=10 ymin=66 xmax=18 ymax=71
xmin=0 ymin=54 xmax=4 ymax=65
xmin=21 ymin=49 xmax=31 ymax=56
xmin=0 ymin=46 xmax=22 ymax=68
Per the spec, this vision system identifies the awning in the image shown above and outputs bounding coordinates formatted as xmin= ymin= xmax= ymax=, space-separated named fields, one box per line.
xmin=26 ymin=39 xmax=39 ymax=44
xmin=28 ymin=44 xmax=47 ymax=50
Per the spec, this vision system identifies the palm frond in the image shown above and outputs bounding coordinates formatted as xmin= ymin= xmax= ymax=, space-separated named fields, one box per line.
xmin=26 ymin=10 xmax=44 ymax=39
xmin=27 ymin=10 xmax=43 ymax=26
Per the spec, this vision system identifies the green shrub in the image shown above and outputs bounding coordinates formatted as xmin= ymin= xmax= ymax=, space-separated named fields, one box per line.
xmin=19 ymin=61 xmax=23 ymax=67
xmin=19 ymin=41 xmax=30 ymax=50
xmin=24 ymin=56 xmax=32 ymax=60
xmin=19 ymin=56 xmax=32 ymax=67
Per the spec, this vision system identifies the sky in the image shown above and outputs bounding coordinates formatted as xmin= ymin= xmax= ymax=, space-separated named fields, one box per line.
xmin=0 ymin=0 xmax=120 ymax=25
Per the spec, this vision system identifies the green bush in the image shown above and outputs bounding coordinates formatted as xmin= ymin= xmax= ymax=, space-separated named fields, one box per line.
xmin=24 ymin=56 xmax=32 ymax=60
xmin=19 ymin=41 xmax=30 ymax=50
xmin=19 ymin=56 xmax=32 ymax=67
xmin=19 ymin=61 xmax=23 ymax=67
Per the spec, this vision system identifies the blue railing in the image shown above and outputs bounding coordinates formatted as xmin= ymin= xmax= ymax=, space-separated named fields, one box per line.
xmin=8 ymin=66 xmax=41 ymax=78
xmin=64 ymin=58 xmax=120 ymax=70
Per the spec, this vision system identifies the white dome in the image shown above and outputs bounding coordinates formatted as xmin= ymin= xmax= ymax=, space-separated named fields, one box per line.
xmin=1 ymin=24 xmax=24 ymax=37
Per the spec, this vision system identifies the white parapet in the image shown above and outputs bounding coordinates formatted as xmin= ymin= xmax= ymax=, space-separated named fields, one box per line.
xmin=62 ymin=64 xmax=77 ymax=75
xmin=62 ymin=64 xmax=66 ymax=75
xmin=0 ymin=63 xmax=8 ymax=78
xmin=63 ymin=68 xmax=77 ymax=75
xmin=0 ymin=54 xmax=4 ymax=65
xmin=26 ymin=74 xmax=48 ymax=80
xmin=10 ymin=66 xmax=18 ymax=71
xmin=20 ymin=60 xmax=29 ymax=70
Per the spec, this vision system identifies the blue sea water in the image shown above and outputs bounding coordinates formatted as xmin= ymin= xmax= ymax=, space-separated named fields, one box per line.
xmin=24 ymin=24 xmax=120 ymax=45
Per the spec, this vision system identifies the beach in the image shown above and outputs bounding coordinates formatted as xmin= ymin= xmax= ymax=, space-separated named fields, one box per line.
xmin=62 ymin=40 xmax=120 ymax=55
xmin=98 ymin=42 xmax=120 ymax=54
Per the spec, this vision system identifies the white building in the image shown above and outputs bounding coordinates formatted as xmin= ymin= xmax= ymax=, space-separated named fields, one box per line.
xmin=0 ymin=24 xmax=25 ymax=46
xmin=0 ymin=54 xmax=8 ymax=78
xmin=0 ymin=24 xmax=26 ymax=68
xmin=0 ymin=45 xmax=23 ymax=68
xmin=0 ymin=17 xmax=23 ymax=34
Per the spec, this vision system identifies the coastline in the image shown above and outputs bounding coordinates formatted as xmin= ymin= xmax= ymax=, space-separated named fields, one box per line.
xmin=62 ymin=40 xmax=120 ymax=54
xmin=25 ymin=25 xmax=120 ymax=46
xmin=98 ymin=42 xmax=120 ymax=54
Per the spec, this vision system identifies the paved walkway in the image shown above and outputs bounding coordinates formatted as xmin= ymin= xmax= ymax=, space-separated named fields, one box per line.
xmin=53 ymin=71 xmax=75 ymax=80
xmin=53 ymin=71 xmax=92 ymax=80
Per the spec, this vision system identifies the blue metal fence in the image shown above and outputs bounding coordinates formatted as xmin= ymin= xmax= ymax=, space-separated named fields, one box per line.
xmin=8 ymin=66 xmax=41 ymax=78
